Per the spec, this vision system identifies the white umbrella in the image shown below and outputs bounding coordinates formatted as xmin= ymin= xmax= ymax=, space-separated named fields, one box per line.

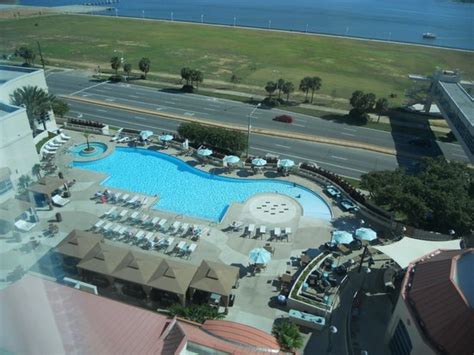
xmin=249 ymin=248 xmax=272 ymax=265
xmin=223 ymin=155 xmax=240 ymax=164
xmin=252 ymin=158 xmax=267 ymax=166
xmin=140 ymin=130 xmax=153 ymax=140
xmin=159 ymin=134 xmax=173 ymax=142
xmin=197 ymin=148 xmax=213 ymax=157
xmin=279 ymin=159 xmax=295 ymax=168
xmin=355 ymin=228 xmax=377 ymax=242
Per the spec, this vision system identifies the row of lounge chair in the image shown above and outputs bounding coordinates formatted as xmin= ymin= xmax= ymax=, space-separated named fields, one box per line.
xmin=94 ymin=191 xmax=148 ymax=208
xmin=92 ymin=218 xmax=199 ymax=258
xmin=42 ymin=133 xmax=71 ymax=157
xmin=230 ymin=222 xmax=292 ymax=240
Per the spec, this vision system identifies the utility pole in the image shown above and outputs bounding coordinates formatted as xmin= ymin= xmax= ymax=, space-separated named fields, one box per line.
xmin=36 ymin=41 xmax=45 ymax=71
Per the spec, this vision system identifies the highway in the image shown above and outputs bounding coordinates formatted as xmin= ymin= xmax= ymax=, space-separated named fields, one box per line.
xmin=45 ymin=70 xmax=467 ymax=178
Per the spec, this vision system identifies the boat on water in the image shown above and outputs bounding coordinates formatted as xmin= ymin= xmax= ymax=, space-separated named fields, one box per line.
xmin=422 ymin=32 xmax=436 ymax=39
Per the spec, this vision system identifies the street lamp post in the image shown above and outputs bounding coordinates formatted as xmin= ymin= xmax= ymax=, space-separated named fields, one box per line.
xmin=114 ymin=49 xmax=124 ymax=64
xmin=246 ymin=103 xmax=261 ymax=158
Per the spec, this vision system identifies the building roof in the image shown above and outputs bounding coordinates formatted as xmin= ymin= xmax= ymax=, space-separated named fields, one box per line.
xmin=0 ymin=275 xmax=171 ymax=354
xmin=28 ymin=176 xmax=65 ymax=196
xmin=190 ymin=260 xmax=240 ymax=296
xmin=0 ymin=102 xmax=22 ymax=119
xmin=147 ymin=259 xmax=197 ymax=296
xmin=112 ymin=250 xmax=164 ymax=285
xmin=0 ymin=198 xmax=33 ymax=222
xmin=403 ymin=248 xmax=474 ymax=355
xmin=373 ymin=237 xmax=461 ymax=268
xmin=439 ymin=81 xmax=474 ymax=126
xmin=77 ymin=243 xmax=130 ymax=275
xmin=55 ymin=229 xmax=103 ymax=259
xmin=0 ymin=64 xmax=41 ymax=85
xmin=202 ymin=320 xmax=281 ymax=351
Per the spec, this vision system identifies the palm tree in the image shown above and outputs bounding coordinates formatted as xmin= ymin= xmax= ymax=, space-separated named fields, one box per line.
xmin=265 ymin=81 xmax=277 ymax=99
xmin=375 ymin=97 xmax=389 ymax=122
xmin=49 ymin=95 xmax=69 ymax=118
xmin=168 ymin=304 xmax=225 ymax=323
xmin=110 ymin=56 xmax=121 ymax=75
xmin=32 ymin=164 xmax=42 ymax=180
xmin=83 ymin=131 xmax=94 ymax=151
xmin=272 ymin=319 xmax=304 ymax=351
xmin=299 ymin=76 xmax=312 ymax=102
xmin=276 ymin=78 xmax=285 ymax=99
xmin=138 ymin=57 xmax=151 ymax=79
xmin=18 ymin=175 xmax=32 ymax=195
xmin=15 ymin=46 xmax=35 ymax=66
xmin=10 ymin=86 xmax=51 ymax=135
xmin=282 ymin=81 xmax=295 ymax=103
xmin=191 ymin=70 xmax=204 ymax=90
xmin=309 ymin=76 xmax=322 ymax=103
xmin=123 ymin=63 xmax=132 ymax=78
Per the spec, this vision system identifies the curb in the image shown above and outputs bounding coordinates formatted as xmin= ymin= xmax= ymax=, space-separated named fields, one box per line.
xmin=62 ymin=95 xmax=421 ymax=159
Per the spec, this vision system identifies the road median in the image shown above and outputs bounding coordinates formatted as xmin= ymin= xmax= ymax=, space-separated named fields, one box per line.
xmin=63 ymin=95 xmax=406 ymax=157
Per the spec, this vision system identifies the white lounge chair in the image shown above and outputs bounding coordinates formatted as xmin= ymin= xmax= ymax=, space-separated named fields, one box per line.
xmin=60 ymin=132 xmax=71 ymax=141
xmin=102 ymin=222 xmax=114 ymax=233
xmin=93 ymin=219 xmax=105 ymax=230
xmin=129 ymin=211 xmax=140 ymax=222
xmin=141 ymin=214 xmax=150 ymax=225
xmin=273 ymin=227 xmax=281 ymax=238
xmin=135 ymin=230 xmax=145 ymax=240
xmin=186 ymin=243 xmax=197 ymax=258
xmin=112 ymin=224 xmax=122 ymax=234
xmin=127 ymin=195 xmax=139 ymax=205
xmin=47 ymin=141 xmax=61 ymax=149
xmin=230 ymin=221 xmax=243 ymax=231
xmin=120 ymin=194 xmax=130 ymax=203
xmin=175 ymin=241 xmax=187 ymax=255
xmin=44 ymin=145 xmax=58 ymax=152
xmin=150 ymin=217 xmax=160 ymax=227
xmin=180 ymin=223 xmax=190 ymax=236
xmin=52 ymin=194 xmax=70 ymax=207
xmin=53 ymin=137 xmax=65 ymax=145
xmin=111 ymin=192 xmax=122 ymax=203
xmin=117 ymin=136 xmax=130 ymax=143
xmin=284 ymin=227 xmax=292 ymax=237
xmin=119 ymin=209 xmax=128 ymax=220
xmin=246 ymin=224 xmax=255 ymax=237
xmin=145 ymin=232 xmax=155 ymax=241
xmin=104 ymin=206 xmax=117 ymax=218
xmin=259 ymin=225 xmax=267 ymax=239
xmin=118 ymin=226 xmax=128 ymax=236
xmin=14 ymin=219 xmax=36 ymax=232
xmin=158 ymin=219 xmax=167 ymax=230
xmin=170 ymin=221 xmax=181 ymax=234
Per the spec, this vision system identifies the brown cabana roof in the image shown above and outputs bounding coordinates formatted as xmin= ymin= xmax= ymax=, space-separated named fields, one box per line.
xmin=28 ymin=176 xmax=64 ymax=196
xmin=56 ymin=229 xmax=103 ymax=259
xmin=190 ymin=260 xmax=239 ymax=296
xmin=112 ymin=251 xmax=164 ymax=285
xmin=0 ymin=198 xmax=32 ymax=222
xmin=147 ymin=259 xmax=197 ymax=296
xmin=77 ymin=243 xmax=130 ymax=276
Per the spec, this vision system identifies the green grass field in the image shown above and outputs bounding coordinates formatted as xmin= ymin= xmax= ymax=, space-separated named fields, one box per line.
xmin=1 ymin=14 xmax=473 ymax=102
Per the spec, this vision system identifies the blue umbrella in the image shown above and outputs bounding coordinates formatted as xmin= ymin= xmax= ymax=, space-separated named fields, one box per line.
xmin=249 ymin=248 xmax=272 ymax=265
xmin=223 ymin=155 xmax=240 ymax=164
xmin=140 ymin=130 xmax=153 ymax=140
xmin=279 ymin=159 xmax=295 ymax=168
xmin=197 ymin=148 xmax=213 ymax=157
xmin=355 ymin=228 xmax=377 ymax=242
xmin=159 ymin=134 xmax=173 ymax=142
xmin=252 ymin=158 xmax=267 ymax=166
xmin=331 ymin=230 xmax=353 ymax=245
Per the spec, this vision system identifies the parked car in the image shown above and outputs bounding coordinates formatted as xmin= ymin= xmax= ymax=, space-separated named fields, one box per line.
xmin=325 ymin=185 xmax=341 ymax=199
xmin=273 ymin=114 xmax=294 ymax=123
xmin=340 ymin=199 xmax=359 ymax=212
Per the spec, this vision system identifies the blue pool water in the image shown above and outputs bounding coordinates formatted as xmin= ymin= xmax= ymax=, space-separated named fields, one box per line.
xmin=73 ymin=148 xmax=332 ymax=222
xmin=69 ymin=142 xmax=108 ymax=158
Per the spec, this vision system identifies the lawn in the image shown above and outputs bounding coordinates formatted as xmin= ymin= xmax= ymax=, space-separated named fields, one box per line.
xmin=1 ymin=14 xmax=473 ymax=103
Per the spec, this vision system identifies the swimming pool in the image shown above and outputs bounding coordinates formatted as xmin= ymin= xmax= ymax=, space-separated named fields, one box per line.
xmin=73 ymin=148 xmax=332 ymax=222
xmin=69 ymin=142 xmax=108 ymax=158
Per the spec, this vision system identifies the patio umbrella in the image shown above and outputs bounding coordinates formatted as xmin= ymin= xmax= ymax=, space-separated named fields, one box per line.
xmin=159 ymin=134 xmax=174 ymax=142
xmin=279 ymin=159 xmax=295 ymax=168
xmin=331 ymin=230 xmax=353 ymax=245
xmin=252 ymin=158 xmax=267 ymax=166
xmin=197 ymin=148 xmax=213 ymax=157
xmin=249 ymin=248 xmax=272 ymax=265
xmin=140 ymin=130 xmax=153 ymax=140
xmin=223 ymin=155 xmax=240 ymax=164
xmin=355 ymin=228 xmax=377 ymax=242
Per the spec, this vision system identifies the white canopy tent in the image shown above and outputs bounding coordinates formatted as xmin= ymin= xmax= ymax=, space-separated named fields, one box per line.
xmin=373 ymin=237 xmax=461 ymax=268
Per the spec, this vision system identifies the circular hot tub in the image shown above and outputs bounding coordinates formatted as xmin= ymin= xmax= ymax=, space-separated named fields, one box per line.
xmin=70 ymin=142 xmax=108 ymax=158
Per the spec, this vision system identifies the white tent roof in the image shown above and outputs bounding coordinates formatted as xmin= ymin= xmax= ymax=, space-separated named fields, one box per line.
xmin=373 ymin=237 xmax=461 ymax=268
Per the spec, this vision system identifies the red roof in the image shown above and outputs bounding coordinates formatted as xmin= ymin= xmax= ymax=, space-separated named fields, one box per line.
xmin=402 ymin=249 xmax=474 ymax=355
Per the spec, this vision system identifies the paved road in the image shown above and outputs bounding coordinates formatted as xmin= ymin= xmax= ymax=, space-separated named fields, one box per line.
xmin=65 ymin=99 xmax=403 ymax=179
xmin=46 ymin=70 xmax=469 ymax=164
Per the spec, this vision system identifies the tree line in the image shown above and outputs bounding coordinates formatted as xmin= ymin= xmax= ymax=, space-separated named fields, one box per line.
xmin=263 ymin=76 xmax=321 ymax=106
xmin=349 ymin=90 xmax=389 ymax=123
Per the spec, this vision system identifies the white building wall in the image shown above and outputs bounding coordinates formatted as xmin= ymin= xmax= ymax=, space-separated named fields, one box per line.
xmin=0 ymin=107 xmax=40 ymax=191
xmin=0 ymin=65 xmax=57 ymax=132
xmin=385 ymin=295 xmax=436 ymax=355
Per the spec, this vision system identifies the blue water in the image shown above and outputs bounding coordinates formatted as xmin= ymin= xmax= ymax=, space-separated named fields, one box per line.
xmin=73 ymin=148 xmax=333 ymax=222
xmin=21 ymin=0 xmax=474 ymax=49
xmin=69 ymin=142 xmax=107 ymax=157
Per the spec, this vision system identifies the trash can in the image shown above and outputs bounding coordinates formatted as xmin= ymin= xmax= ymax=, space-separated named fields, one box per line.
xmin=58 ymin=172 xmax=64 ymax=179
xmin=55 ymin=212 xmax=62 ymax=223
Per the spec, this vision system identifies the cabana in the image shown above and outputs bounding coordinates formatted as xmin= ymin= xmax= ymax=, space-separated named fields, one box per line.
xmin=0 ymin=198 xmax=36 ymax=234
xmin=189 ymin=260 xmax=239 ymax=310
xmin=28 ymin=176 xmax=65 ymax=207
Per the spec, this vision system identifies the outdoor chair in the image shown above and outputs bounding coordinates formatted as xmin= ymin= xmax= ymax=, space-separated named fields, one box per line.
xmin=158 ymin=219 xmax=167 ymax=231
xmin=120 ymin=194 xmax=130 ymax=203
xmin=119 ymin=209 xmax=128 ymax=220
xmin=180 ymin=223 xmax=190 ymax=236
xmin=246 ymin=224 xmax=255 ymax=238
xmin=60 ymin=132 xmax=71 ymax=141
xmin=92 ymin=219 xmax=105 ymax=231
xmin=258 ymin=226 xmax=267 ymax=239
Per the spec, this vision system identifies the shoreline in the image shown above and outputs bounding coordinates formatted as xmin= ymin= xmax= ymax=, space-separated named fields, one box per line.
xmin=80 ymin=12 xmax=474 ymax=54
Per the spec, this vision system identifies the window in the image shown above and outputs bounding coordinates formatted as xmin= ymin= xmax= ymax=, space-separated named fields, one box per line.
xmin=0 ymin=177 xmax=13 ymax=195
xmin=389 ymin=320 xmax=413 ymax=355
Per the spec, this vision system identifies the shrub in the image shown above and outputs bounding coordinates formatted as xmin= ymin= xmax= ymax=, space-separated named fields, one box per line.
xmin=272 ymin=319 xmax=304 ymax=351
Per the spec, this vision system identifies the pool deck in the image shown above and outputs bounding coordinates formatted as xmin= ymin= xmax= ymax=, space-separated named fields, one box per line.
xmin=1 ymin=130 xmax=365 ymax=335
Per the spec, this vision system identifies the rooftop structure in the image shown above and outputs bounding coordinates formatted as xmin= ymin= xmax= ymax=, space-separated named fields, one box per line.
xmin=386 ymin=248 xmax=474 ymax=355
xmin=0 ymin=274 xmax=283 ymax=354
